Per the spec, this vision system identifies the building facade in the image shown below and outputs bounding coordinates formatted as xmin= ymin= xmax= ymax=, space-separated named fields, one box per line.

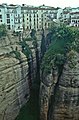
xmin=0 ymin=3 xmax=79 ymax=32
xmin=70 ymin=8 xmax=79 ymax=27
xmin=0 ymin=4 xmax=23 ymax=32
xmin=0 ymin=4 xmax=58 ymax=31
xmin=21 ymin=4 xmax=58 ymax=31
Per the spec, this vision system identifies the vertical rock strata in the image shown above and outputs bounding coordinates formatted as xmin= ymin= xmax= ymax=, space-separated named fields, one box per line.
xmin=40 ymin=51 xmax=79 ymax=120
xmin=0 ymin=34 xmax=30 ymax=120
xmin=0 ymin=30 xmax=43 ymax=120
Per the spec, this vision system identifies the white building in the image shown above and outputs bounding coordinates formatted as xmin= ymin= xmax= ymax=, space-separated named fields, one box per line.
xmin=1 ymin=3 xmax=79 ymax=32
xmin=0 ymin=4 xmax=23 ymax=32
xmin=0 ymin=4 xmax=6 ymax=25
xmin=22 ymin=4 xmax=58 ymax=31
xmin=57 ymin=8 xmax=63 ymax=20
xmin=57 ymin=7 xmax=71 ymax=25
xmin=70 ymin=8 xmax=79 ymax=27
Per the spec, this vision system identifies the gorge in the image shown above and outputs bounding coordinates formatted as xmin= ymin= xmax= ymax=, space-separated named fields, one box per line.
xmin=0 ymin=24 xmax=79 ymax=120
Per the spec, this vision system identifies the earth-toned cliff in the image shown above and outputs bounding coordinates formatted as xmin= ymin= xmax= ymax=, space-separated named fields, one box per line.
xmin=0 ymin=28 xmax=44 ymax=120
xmin=40 ymin=25 xmax=79 ymax=120
xmin=1 ymin=24 xmax=79 ymax=120
xmin=0 ymin=32 xmax=30 ymax=120
xmin=40 ymin=51 xmax=79 ymax=120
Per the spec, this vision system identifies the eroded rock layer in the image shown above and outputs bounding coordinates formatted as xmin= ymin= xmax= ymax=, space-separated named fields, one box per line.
xmin=40 ymin=51 xmax=79 ymax=120
xmin=0 ymin=33 xmax=30 ymax=120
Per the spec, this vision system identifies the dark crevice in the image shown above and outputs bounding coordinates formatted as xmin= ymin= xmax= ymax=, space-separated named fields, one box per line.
xmin=47 ymin=65 xmax=64 ymax=120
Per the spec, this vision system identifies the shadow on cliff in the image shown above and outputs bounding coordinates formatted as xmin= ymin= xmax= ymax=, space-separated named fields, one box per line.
xmin=15 ymin=76 xmax=40 ymax=120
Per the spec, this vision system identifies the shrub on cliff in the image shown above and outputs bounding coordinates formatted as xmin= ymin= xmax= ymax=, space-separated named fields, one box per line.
xmin=41 ymin=25 xmax=79 ymax=75
xmin=19 ymin=39 xmax=32 ymax=58
xmin=0 ymin=24 xmax=7 ymax=37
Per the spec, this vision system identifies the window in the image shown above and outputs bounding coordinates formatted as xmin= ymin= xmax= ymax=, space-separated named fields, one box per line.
xmin=0 ymin=15 xmax=2 ymax=19
xmin=72 ymin=20 xmax=75 ymax=22
xmin=0 ymin=10 xmax=1 ymax=12
xmin=7 ymin=14 xmax=10 ymax=18
xmin=34 ymin=14 xmax=35 ymax=17
xmin=7 ymin=25 xmax=10 ymax=29
xmin=18 ymin=19 xmax=20 ymax=23
xmin=76 ymin=20 xmax=77 ymax=23
xmin=41 ymin=14 xmax=43 ymax=17
xmin=34 ymin=21 xmax=35 ymax=25
xmin=30 ymin=18 xmax=31 ymax=22
xmin=7 ymin=19 xmax=10 ymax=23
xmin=15 ymin=19 xmax=17 ymax=21
xmin=27 ymin=18 xmax=28 ymax=20
xmin=45 ymin=23 xmax=47 ymax=26
xmin=37 ymin=23 xmax=38 ymax=29
xmin=27 ymin=26 xmax=29 ymax=29
xmin=1 ymin=20 xmax=2 ymax=22
xmin=23 ymin=18 xmax=24 ymax=22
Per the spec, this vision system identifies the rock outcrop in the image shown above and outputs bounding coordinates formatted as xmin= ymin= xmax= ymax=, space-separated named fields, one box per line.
xmin=0 ymin=29 xmax=44 ymax=120
xmin=0 ymin=33 xmax=30 ymax=120
xmin=40 ymin=51 xmax=79 ymax=120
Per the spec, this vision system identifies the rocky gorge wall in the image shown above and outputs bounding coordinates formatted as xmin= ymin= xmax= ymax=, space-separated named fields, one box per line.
xmin=0 ymin=32 xmax=31 ymax=120
xmin=40 ymin=50 xmax=79 ymax=120
xmin=0 ymin=29 xmax=44 ymax=120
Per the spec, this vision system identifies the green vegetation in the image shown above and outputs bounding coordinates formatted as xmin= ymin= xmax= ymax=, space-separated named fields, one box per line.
xmin=15 ymin=25 xmax=79 ymax=120
xmin=23 ymin=37 xmax=33 ymax=41
xmin=0 ymin=24 xmax=7 ymax=37
xmin=16 ymin=29 xmax=40 ymax=120
xmin=30 ymin=29 xmax=36 ymax=39
xmin=10 ymin=50 xmax=21 ymax=60
xmin=19 ymin=39 xmax=32 ymax=58
xmin=6 ymin=49 xmax=21 ymax=60
xmin=41 ymin=30 xmax=46 ymax=58
xmin=16 ymin=83 xmax=40 ymax=120
xmin=41 ymin=24 xmax=79 ymax=74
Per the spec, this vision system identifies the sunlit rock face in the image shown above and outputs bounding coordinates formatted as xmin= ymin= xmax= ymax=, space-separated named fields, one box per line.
xmin=40 ymin=51 xmax=79 ymax=120
xmin=0 ymin=30 xmax=44 ymax=120
xmin=0 ymin=33 xmax=30 ymax=120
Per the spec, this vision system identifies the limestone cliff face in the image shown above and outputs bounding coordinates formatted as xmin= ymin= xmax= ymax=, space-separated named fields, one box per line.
xmin=40 ymin=51 xmax=79 ymax=120
xmin=0 ymin=33 xmax=30 ymax=120
xmin=0 ymin=30 xmax=43 ymax=120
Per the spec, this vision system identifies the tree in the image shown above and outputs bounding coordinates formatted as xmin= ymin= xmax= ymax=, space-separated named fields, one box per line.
xmin=41 ymin=24 xmax=76 ymax=75
xmin=41 ymin=30 xmax=46 ymax=58
xmin=0 ymin=24 xmax=7 ymax=37
xmin=30 ymin=29 xmax=36 ymax=39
